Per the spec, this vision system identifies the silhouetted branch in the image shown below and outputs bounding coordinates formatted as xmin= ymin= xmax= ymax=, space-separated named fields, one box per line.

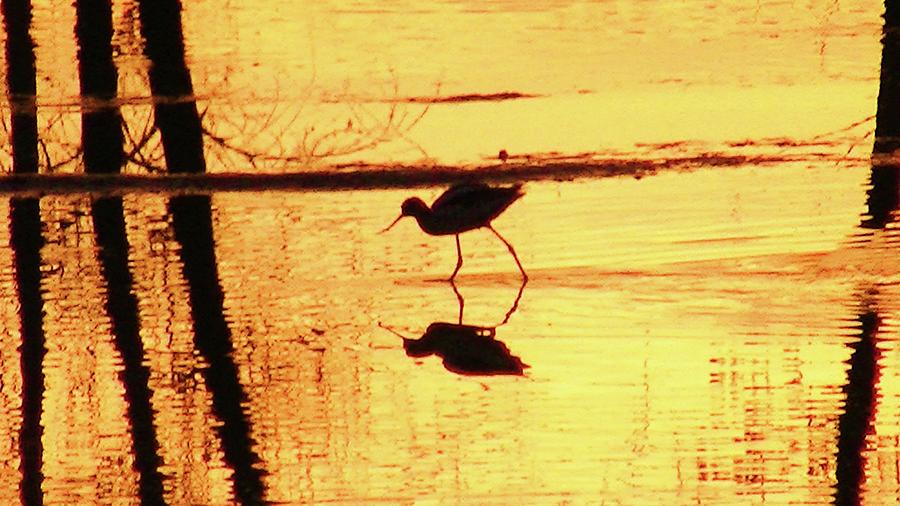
xmin=199 ymin=73 xmax=437 ymax=169
xmin=122 ymin=107 xmax=165 ymax=172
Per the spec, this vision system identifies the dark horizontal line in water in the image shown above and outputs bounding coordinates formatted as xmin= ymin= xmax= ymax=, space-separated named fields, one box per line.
xmin=320 ymin=92 xmax=543 ymax=105
xmin=0 ymin=153 xmax=836 ymax=196
xmin=401 ymin=92 xmax=542 ymax=103
xmin=672 ymin=235 xmax=770 ymax=245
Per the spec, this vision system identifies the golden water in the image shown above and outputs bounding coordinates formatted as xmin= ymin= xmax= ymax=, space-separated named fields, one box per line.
xmin=0 ymin=0 xmax=894 ymax=504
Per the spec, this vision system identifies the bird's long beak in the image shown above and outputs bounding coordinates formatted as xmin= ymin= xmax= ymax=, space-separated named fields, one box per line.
xmin=379 ymin=214 xmax=404 ymax=234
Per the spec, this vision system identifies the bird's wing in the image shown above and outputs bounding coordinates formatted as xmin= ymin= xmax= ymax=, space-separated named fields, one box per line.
xmin=431 ymin=182 xmax=492 ymax=211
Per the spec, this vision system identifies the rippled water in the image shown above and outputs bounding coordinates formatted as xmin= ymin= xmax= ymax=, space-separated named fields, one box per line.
xmin=0 ymin=0 xmax=896 ymax=504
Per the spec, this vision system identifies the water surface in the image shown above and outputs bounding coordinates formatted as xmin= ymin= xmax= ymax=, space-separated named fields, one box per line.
xmin=0 ymin=0 xmax=895 ymax=504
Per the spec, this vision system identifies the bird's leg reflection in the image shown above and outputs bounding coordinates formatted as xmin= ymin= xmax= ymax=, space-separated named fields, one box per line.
xmin=450 ymin=278 xmax=464 ymax=324
xmin=499 ymin=277 xmax=527 ymax=326
xmin=448 ymin=273 xmax=526 ymax=327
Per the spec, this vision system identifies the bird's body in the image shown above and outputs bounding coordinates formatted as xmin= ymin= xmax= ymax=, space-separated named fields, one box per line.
xmin=403 ymin=183 xmax=523 ymax=235
xmin=382 ymin=182 xmax=528 ymax=280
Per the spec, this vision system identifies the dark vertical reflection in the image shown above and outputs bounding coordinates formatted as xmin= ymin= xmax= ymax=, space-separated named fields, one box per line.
xmin=864 ymin=1 xmax=900 ymax=229
xmin=3 ymin=2 xmax=45 ymax=504
xmin=834 ymin=5 xmax=899 ymax=502
xmin=74 ymin=0 xmax=124 ymax=173
xmin=862 ymin=166 xmax=899 ymax=229
xmin=169 ymin=196 xmax=266 ymax=505
xmin=76 ymin=2 xmax=166 ymax=501
xmin=873 ymin=1 xmax=900 ymax=156
xmin=2 ymin=0 xmax=39 ymax=174
xmin=9 ymin=199 xmax=45 ymax=506
xmin=137 ymin=0 xmax=206 ymax=173
xmin=137 ymin=0 xmax=264 ymax=500
xmin=91 ymin=200 xmax=166 ymax=504
xmin=834 ymin=308 xmax=882 ymax=506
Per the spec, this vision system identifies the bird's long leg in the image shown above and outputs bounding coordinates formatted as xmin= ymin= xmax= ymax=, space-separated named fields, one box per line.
xmin=449 ymin=234 xmax=464 ymax=281
xmin=487 ymin=225 xmax=528 ymax=281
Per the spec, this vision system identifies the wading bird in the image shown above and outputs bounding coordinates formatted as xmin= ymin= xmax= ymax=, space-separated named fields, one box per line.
xmin=381 ymin=182 xmax=528 ymax=281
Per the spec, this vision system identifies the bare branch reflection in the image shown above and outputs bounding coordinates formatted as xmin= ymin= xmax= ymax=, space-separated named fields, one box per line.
xmin=198 ymin=76 xmax=434 ymax=170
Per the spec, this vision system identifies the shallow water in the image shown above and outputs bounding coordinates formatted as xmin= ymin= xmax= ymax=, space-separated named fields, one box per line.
xmin=0 ymin=163 xmax=897 ymax=504
xmin=0 ymin=0 xmax=896 ymax=504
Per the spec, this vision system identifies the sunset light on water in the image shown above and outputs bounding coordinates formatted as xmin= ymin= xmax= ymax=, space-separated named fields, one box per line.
xmin=0 ymin=0 xmax=897 ymax=504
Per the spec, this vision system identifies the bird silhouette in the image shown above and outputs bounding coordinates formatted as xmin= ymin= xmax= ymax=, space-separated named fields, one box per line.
xmin=381 ymin=182 xmax=527 ymax=281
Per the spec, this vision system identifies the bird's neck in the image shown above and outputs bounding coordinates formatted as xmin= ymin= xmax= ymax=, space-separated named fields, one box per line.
xmin=411 ymin=209 xmax=439 ymax=234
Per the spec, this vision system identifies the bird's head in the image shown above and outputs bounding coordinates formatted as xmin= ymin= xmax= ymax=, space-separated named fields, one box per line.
xmin=400 ymin=197 xmax=428 ymax=217
xmin=380 ymin=197 xmax=429 ymax=233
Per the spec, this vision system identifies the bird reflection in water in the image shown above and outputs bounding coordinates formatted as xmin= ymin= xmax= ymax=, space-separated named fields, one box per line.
xmin=381 ymin=279 xmax=528 ymax=376
xmin=401 ymin=322 xmax=528 ymax=376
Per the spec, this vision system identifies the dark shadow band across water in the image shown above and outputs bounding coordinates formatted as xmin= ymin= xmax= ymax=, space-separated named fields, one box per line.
xmin=0 ymin=150 xmax=864 ymax=196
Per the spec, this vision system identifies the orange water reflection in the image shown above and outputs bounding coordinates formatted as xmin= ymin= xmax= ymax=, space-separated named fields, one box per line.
xmin=5 ymin=0 xmax=881 ymax=171
xmin=2 ymin=0 xmax=898 ymax=504
xmin=0 ymin=162 xmax=896 ymax=502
